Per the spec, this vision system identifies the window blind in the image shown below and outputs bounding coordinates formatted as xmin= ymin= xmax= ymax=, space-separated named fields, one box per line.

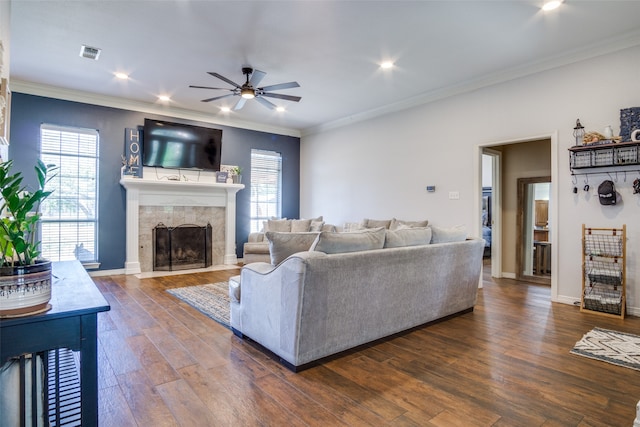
xmin=250 ymin=149 xmax=282 ymax=233
xmin=39 ymin=124 xmax=99 ymax=263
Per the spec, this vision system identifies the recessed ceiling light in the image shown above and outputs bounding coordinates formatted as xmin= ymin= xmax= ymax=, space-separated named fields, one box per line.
xmin=542 ymin=0 xmax=562 ymax=11
xmin=220 ymin=107 xmax=231 ymax=113
xmin=114 ymin=72 xmax=129 ymax=80
xmin=380 ymin=61 xmax=394 ymax=69
xmin=276 ymin=106 xmax=285 ymax=112
xmin=158 ymin=95 xmax=170 ymax=102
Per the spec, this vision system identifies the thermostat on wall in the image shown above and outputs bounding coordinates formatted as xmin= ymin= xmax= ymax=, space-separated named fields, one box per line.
xmin=426 ymin=186 xmax=436 ymax=192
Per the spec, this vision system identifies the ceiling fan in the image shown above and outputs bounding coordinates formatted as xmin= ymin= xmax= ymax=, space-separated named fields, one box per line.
xmin=189 ymin=67 xmax=301 ymax=110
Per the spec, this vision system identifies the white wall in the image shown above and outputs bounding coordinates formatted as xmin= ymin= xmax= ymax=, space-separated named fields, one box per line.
xmin=301 ymin=44 xmax=640 ymax=313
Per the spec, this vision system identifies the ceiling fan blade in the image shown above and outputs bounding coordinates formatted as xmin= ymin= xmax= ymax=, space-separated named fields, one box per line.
xmin=189 ymin=85 xmax=235 ymax=91
xmin=260 ymin=92 xmax=302 ymax=102
xmin=207 ymin=72 xmax=241 ymax=89
xmin=260 ymin=81 xmax=300 ymax=92
xmin=233 ymin=97 xmax=247 ymax=110
xmin=249 ymin=69 xmax=266 ymax=87
xmin=255 ymin=97 xmax=277 ymax=110
xmin=201 ymin=93 xmax=236 ymax=102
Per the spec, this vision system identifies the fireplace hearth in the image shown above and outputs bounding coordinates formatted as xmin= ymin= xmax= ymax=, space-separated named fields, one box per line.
xmin=153 ymin=223 xmax=212 ymax=271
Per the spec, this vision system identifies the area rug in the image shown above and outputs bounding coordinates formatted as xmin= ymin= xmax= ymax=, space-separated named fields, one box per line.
xmin=570 ymin=327 xmax=640 ymax=371
xmin=167 ymin=282 xmax=230 ymax=329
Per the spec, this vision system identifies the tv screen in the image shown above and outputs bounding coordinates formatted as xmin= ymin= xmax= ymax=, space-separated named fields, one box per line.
xmin=143 ymin=119 xmax=222 ymax=171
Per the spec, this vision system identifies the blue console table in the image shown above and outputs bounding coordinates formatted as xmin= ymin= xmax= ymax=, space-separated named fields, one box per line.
xmin=0 ymin=260 xmax=110 ymax=426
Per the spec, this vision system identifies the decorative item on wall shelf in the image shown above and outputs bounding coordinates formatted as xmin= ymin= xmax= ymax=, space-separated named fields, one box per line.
xmin=573 ymin=119 xmax=585 ymax=146
xmin=620 ymin=107 xmax=640 ymax=142
xmin=0 ymin=159 xmax=58 ymax=317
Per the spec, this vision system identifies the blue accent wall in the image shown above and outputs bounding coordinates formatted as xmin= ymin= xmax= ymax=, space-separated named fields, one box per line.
xmin=9 ymin=93 xmax=300 ymax=270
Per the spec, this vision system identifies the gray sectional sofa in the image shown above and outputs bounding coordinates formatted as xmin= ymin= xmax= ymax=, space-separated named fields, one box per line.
xmin=230 ymin=227 xmax=484 ymax=371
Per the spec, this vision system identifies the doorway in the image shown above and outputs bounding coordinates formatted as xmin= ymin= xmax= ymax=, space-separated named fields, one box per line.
xmin=477 ymin=135 xmax=557 ymax=298
xmin=516 ymin=177 xmax=551 ymax=285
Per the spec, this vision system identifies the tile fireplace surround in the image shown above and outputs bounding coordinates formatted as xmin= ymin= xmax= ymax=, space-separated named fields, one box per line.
xmin=120 ymin=174 xmax=244 ymax=274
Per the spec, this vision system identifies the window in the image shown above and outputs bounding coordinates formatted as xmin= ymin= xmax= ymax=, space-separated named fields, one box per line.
xmin=250 ymin=149 xmax=282 ymax=232
xmin=39 ymin=124 xmax=99 ymax=265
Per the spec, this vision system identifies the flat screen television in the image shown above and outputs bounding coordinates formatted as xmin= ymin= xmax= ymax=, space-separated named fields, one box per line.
xmin=143 ymin=119 xmax=222 ymax=171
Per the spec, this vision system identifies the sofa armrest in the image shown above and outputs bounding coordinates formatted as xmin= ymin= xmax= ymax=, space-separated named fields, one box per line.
xmin=247 ymin=232 xmax=265 ymax=243
xmin=233 ymin=252 xmax=327 ymax=365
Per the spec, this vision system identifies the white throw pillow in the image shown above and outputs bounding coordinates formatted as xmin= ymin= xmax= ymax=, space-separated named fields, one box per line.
xmin=362 ymin=218 xmax=392 ymax=229
xmin=266 ymin=231 xmax=319 ymax=265
xmin=311 ymin=227 xmax=386 ymax=254
xmin=430 ymin=225 xmax=467 ymax=243
xmin=389 ymin=218 xmax=429 ymax=230
xmin=291 ymin=219 xmax=312 ymax=232
xmin=384 ymin=227 xmax=432 ymax=248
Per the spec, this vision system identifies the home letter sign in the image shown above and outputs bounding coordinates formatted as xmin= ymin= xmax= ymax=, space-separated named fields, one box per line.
xmin=124 ymin=127 xmax=143 ymax=178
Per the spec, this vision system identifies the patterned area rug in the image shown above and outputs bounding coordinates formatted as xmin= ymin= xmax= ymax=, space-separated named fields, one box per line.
xmin=167 ymin=282 xmax=230 ymax=329
xmin=570 ymin=327 xmax=640 ymax=371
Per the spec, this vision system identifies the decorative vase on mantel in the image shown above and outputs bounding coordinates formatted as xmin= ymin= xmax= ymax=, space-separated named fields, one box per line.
xmin=0 ymin=261 xmax=52 ymax=317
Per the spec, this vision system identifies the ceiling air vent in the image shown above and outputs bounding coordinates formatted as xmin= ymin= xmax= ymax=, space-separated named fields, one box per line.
xmin=79 ymin=45 xmax=101 ymax=60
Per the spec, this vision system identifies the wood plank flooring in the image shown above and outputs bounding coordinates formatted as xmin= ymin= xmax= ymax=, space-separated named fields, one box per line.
xmin=93 ymin=264 xmax=640 ymax=426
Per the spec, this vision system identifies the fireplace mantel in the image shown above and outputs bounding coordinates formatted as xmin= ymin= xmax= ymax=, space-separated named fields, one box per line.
xmin=120 ymin=176 xmax=244 ymax=274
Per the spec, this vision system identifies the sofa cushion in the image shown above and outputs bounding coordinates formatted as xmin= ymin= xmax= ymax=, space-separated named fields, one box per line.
xmin=431 ymin=225 xmax=467 ymax=243
xmin=266 ymin=219 xmax=291 ymax=232
xmin=389 ymin=218 xmax=429 ymax=230
xmin=342 ymin=222 xmax=364 ymax=232
xmin=362 ymin=218 xmax=392 ymax=229
xmin=266 ymin=231 xmax=320 ymax=265
xmin=291 ymin=219 xmax=312 ymax=232
xmin=384 ymin=227 xmax=432 ymax=248
xmin=311 ymin=227 xmax=386 ymax=254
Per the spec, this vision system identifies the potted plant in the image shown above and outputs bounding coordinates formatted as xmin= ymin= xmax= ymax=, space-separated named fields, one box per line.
xmin=0 ymin=159 xmax=57 ymax=317
xmin=231 ymin=166 xmax=243 ymax=184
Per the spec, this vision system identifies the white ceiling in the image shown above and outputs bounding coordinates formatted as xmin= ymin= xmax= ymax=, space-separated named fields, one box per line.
xmin=9 ymin=1 xmax=640 ymax=136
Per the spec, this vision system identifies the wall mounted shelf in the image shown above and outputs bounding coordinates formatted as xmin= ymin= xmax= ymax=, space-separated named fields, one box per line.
xmin=569 ymin=141 xmax=640 ymax=171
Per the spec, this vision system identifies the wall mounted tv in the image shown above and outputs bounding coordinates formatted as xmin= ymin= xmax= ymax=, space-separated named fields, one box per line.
xmin=143 ymin=119 xmax=222 ymax=171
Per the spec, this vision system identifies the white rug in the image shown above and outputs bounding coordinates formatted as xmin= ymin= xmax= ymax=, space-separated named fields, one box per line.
xmin=167 ymin=282 xmax=230 ymax=328
xmin=571 ymin=327 xmax=640 ymax=371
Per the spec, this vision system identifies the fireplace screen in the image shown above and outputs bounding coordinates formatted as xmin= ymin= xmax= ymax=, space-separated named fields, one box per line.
xmin=153 ymin=223 xmax=212 ymax=271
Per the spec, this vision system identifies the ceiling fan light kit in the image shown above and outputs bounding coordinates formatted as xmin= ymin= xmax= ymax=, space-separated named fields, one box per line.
xmin=190 ymin=66 xmax=301 ymax=111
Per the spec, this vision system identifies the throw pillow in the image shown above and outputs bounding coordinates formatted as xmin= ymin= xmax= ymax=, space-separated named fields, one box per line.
xmin=311 ymin=227 xmax=386 ymax=254
xmin=362 ymin=218 xmax=392 ymax=229
xmin=310 ymin=220 xmax=325 ymax=232
xmin=430 ymin=225 xmax=467 ymax=244
xmin=291 ymin=219 xmax=312 ymax=232
xmin=267 ymin=219 xmax=292 ymax=232
xmin=342 ymin=222 xmax=364 ymax=232
xmin=384 ymin=227 xmax=432 ymax=248
xmin=265 ymin=231 xmax=319 ymax=265
xmin=389 ymin=218 xmax=429 ymax=230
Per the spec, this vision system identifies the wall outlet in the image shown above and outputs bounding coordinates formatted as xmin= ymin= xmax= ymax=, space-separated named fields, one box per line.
xmin=426 ymin=185 xmax=436 ymax=192
xmin=448 ymin=191 xmax=460 ymax=200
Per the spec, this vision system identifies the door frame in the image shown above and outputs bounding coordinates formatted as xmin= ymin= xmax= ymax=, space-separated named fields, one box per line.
xmin=516 ymin=176 xmax=551 ymax=285
xmin=475 ymin=131 xmax=558 ymax=301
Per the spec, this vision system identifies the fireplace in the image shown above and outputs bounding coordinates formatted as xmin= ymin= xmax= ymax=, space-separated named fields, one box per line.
xmin=120 ymin=175 xmax=244 ymax=275
xmin=153 ymin=223 xmax=212 ymax=271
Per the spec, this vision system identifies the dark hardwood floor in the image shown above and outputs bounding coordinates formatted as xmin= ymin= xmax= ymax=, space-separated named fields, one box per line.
xmin=93 ymin=263 xmax=640 ymax=426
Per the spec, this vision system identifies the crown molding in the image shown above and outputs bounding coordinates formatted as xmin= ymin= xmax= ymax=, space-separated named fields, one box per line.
xmin=10 ymin=80 xmax=301 ymax=138
xmin=301 ymin=29 xmax=640 ymax=137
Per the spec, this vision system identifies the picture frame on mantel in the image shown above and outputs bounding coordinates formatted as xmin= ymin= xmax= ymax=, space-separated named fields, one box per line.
xmin=0 ymin=78 xmax=10 ymax=145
